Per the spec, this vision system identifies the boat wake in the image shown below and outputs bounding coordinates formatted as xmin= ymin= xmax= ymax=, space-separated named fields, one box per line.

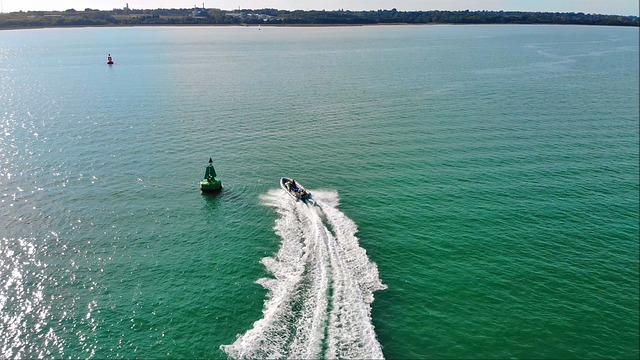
xmin=220 ymin=189 xmax=387 ymax=359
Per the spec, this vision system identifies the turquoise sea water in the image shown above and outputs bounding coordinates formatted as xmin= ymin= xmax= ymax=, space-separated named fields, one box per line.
xmin=1 ymin=25 xmax=638 ymax=359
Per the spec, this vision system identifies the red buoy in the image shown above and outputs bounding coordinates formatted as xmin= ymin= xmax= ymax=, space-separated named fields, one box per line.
xmin=107 ymin=54 xmax=114 ymax=65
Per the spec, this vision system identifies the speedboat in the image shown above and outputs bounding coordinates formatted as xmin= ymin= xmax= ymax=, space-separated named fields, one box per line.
xmin=280 ymin=177 xmax=311 ymax=201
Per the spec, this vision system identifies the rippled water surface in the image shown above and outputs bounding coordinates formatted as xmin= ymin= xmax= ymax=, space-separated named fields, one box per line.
xmin=1 ymin=25 xmax=638 ymax=359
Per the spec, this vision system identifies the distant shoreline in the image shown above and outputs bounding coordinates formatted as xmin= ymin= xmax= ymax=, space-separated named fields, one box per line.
xmin=2 ymin=22 xmax=638 ymax=32
xmin=1 ymin=8 xmax=637 ymax=31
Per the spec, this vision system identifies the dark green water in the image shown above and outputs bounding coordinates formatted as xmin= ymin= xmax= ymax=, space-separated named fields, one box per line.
xmin=0 ymin=25 xmax=638 ymax=359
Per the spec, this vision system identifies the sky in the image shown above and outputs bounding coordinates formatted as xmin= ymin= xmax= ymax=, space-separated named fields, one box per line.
xmin=1 ymin=1 xmax=638 ymax=16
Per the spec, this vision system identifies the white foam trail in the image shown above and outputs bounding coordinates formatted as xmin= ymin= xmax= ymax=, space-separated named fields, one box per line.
xmin=221 ymin=189 xmax=386 ymax=359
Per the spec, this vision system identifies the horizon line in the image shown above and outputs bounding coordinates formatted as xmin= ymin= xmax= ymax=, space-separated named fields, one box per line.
xmin=1 ymin=7 xmax=638 ymax=17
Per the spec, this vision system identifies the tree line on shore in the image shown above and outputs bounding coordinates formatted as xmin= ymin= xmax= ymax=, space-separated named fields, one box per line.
xmin=1 ymin=8 xmax=638 ymax=29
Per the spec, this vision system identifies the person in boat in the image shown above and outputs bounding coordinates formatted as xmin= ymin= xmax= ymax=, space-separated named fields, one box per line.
xmin=290 ymin=180 xmax=298 ymax=192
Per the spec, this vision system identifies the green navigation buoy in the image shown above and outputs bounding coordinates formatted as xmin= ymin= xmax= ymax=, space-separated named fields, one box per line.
xmin=200 ymin=158 xmax=222 ymax=192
